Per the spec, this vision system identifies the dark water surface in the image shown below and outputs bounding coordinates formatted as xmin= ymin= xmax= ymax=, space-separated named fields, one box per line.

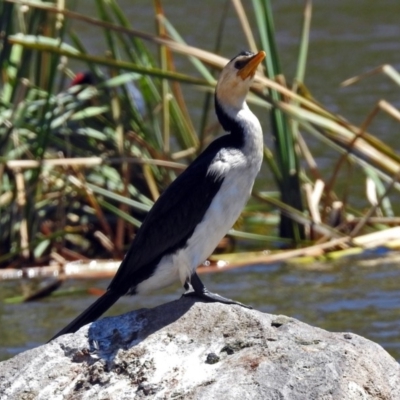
xmin=73 ymin=0 xmax=400 ymax=148
xmin=1 ymin=2 xmax=400 ymax=363
xmin=70 ymin=1 xmax=400 ymax=199
xmin=1 ymin=253 xmax=400 ymax=362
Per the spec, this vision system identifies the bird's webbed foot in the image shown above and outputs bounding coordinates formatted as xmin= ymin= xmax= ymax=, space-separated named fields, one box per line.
xmin=182 ymin=272 xmax=252 ymax=309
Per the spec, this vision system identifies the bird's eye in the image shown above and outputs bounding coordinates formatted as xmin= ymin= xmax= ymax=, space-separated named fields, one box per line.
xmin=234 ymin=58 xmax=249 ymax=70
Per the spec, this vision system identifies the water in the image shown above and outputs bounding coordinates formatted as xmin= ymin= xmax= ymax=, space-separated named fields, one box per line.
xmin=71 ymin=1 xmax=400 ymax=196
xmin=1 ymin=253 xmax=400 ymax=362
xmin=1 ymin=1 xmax=400 ymax=363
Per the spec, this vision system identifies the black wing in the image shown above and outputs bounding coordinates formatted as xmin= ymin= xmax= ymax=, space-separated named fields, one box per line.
xmin=108 ymin=137 xmax=230 ymax=293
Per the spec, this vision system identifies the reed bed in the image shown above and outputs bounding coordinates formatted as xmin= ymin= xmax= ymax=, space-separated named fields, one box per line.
xmin=1 ymin=0 xmax=400 ymax=273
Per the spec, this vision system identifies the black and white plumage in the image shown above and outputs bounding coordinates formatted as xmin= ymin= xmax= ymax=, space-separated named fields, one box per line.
xmin=50 ymin=50 xmax=266 ymax=341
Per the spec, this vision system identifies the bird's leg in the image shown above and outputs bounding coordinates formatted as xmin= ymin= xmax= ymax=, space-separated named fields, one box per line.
xmin=183 ymin=272 xmax=252 ymax=309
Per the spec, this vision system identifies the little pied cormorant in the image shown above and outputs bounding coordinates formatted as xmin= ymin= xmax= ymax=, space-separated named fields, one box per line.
xmin=50 ymin=50 xmax=266 ymax=341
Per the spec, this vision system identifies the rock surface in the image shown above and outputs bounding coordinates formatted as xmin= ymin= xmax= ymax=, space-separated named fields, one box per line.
xmin=1 ymin=297 xmax=400 ymax=400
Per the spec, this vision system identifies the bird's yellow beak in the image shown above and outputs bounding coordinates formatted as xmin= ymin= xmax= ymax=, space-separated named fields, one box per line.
xmin=237 ymin=51 xmax=266 ymax=80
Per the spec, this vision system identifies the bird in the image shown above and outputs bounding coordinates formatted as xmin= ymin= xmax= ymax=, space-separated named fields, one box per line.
xmin=50 ymin=50 xmax=266 ymax=341
xmin=69 ymin=70 xmax=146 ymax=117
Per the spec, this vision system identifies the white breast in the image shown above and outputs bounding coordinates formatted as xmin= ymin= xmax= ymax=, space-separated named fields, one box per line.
xmin=136 ymin=107 xmax=263 ymax=294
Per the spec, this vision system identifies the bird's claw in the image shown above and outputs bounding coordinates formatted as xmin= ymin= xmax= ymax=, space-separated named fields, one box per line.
xmin=182 ymin=288 xmax=252 ymax=309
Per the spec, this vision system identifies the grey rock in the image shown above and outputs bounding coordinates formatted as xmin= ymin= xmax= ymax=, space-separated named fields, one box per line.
xmin=1 ymin=297 xmax=399 ymax=400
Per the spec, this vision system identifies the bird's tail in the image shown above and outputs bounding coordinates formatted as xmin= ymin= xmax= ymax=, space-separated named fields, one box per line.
xmin=49 ymin=290 xmax=121 ymax=342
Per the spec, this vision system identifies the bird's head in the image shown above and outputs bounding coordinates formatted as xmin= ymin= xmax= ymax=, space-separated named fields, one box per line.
xmin=216 ymin=50 xmax=266 ymax=111
xmin=70 ymin=71 xmax=95 ymax=87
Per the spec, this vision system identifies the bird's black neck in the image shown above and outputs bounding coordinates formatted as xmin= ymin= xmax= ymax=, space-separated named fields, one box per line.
xmin=214 ymin=94 xmax=245 ymax=148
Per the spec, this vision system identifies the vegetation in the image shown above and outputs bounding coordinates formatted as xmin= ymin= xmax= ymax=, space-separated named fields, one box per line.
xmin=1 ymin=0 xmax=400 ymax=273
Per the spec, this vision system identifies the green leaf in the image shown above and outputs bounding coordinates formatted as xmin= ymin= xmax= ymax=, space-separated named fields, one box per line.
xmin=71 ymin=106 xmax=109 ymax=121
